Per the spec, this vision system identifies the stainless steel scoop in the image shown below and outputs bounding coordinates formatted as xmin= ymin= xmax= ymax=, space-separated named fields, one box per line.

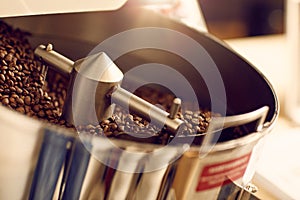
xmin=35 ymin=44 xmax=183 ymax=134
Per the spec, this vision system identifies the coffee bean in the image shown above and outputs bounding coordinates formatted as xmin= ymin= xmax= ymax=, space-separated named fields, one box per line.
xmin=54 ymin=101 xmax=59 ymax=107
xmin=103 ymin=126 xmax=109 ymax=132
xmin=31 ymin=104 xmax=39 ymax=112
xmin=37 ymin=110 xmax=45 ymax=117
xmin=186 ymin=123 xmax=193 ymax=129
xmin=8 ymin=70 xmax=14 ymax=78
xmin=24 ymin=105 xmax=31 ymax=113
xmin=16 ymin=97 xmax=24 ymax=105
xmin=110 ymin=123 xmax=118 ymax=130
xmin=1 ymin=97 xmax=9 ymax=105
xmin=0 ymin=51 xmax=5 ymax=58
xmin=9 ymin=96 xmax=15 ymax=103
xmin=23 ymin=70 xmax=30 ymax=75
xmin=185 ymin=110 xmax=193 ymax=115
xmin=1 ymin=60 xmax=7 ymax=65
xmin=11 ymin=93 xmax=18 ymax=98
xmin=16 ymin=106 xmax=25 ymax=114
xmin=191 ymin=118 xmax=199 ymax=125
xmin=8 ymin=79 xmax=14 ymax=86
xmin=38 ymin=88 xmax=44 ymax=97
xmin=15 ymin=75 xmax=21 ymax=81
xmin=5 ymin=53 xmax=13 ymax=62
xmin=8 ymin=66 xmax=15 ymax=71
xmin=102 ymin=119 xmax=110 ymax=125
xmin=15 ymin=86 xmax=22 ymax=94
xmin=22 ymin=88 xmax=29 ymax=95
xmin=0 ymin=74 xmax=5 ymax=81
xmin=45 ymin=109 xmax=52 ymax=116
xmin=9 ymin=86 xmax=16 ymax=92
xmin=24 ymin=95 xmax=31 ymax=105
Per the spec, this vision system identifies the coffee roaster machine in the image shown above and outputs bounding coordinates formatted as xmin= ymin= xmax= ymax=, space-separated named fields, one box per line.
xmin=0 ymin=1 xmax=278 ymax=199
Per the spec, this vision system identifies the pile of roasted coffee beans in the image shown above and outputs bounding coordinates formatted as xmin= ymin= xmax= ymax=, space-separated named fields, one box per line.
xmin=0 ymin=21 xmax=69 ymax=125
xmin=77 ymin=106 xmax=216 ymax=144
xmin=0 ymin=20 xmax=245 ymax=144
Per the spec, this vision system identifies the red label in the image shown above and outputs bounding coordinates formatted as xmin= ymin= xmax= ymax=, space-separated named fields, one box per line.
xmin=196 ymin=153 xmax=252 ymax=191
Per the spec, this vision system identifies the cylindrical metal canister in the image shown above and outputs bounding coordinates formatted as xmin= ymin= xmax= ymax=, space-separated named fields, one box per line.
xmin=0 ymin=6 xmax=278 ymax=200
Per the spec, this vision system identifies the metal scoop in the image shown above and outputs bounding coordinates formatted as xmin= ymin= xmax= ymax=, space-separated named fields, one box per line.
xmin=35 ymin=44 xmax=183 ymax=134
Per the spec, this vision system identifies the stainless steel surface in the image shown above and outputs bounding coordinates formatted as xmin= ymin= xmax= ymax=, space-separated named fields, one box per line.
xmin=63 ymin=52 xmax=123 ymax=125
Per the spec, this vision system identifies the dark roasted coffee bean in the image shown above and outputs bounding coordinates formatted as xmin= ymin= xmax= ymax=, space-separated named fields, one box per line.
xmin=1 ymin=97 xmax=9 ymax=105
xmin=37 ymin=110 xmax=45 ymax=117
xmin=15 ymin=86 xmax=22 ymax=94
xmin=11 ymin=94 xmax=18 ymax=98
xmin=0 ymin=74 xmax=5 ymax=81
xmin=23 ymin=70 xmax=30 ymax=75
xmin=1 ymin=65 xmax=8 ymax=70
xmin=38 ymin=88 xmax=44 ymax=97
xmin=8 ymin=66 xmax=15 ymax=71
xmin=15 ymin=75 xmax=21 ymax=81
xmin=9 ymin=96 xmax=15 ymax=104
xmin=5 ymin=53 xmax=13 ymax=62
xmin=16 ymin=106 xmax=25 ymax=114
xmin=110 ymin=123 xmax=118 ymax=130
xmin=8 ymin=79 xmax=14 ymax=86
xmin=45 ymin=109 xmax=53 ymax=116
xmin=101 ymin=119 xmax=110 ymax=125
xmin=2 ymin=60 xmax=7 ymax=65
xmin=16 ymin=97 xmax=24 ymax=105
xmin=32 ymin=105 xmax=40 ymax=112
xmin=0 ymin=51 xmax=5 ymax=58
xmin=104 ymin=125 xmax=110 ymax=132
xmin=9 ymin=86 xmax=16 ymax=92
xmin=23 ymin=88 xmax=29 ymax=95
xmin=7 ymin=70 xmax=14 ymax=78
xmin=24 ymin=105 xmax=31 ymax=113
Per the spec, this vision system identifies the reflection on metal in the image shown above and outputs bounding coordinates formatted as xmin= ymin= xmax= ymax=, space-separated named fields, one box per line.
xmin=29 ymin=129 xmax=73 ymax=200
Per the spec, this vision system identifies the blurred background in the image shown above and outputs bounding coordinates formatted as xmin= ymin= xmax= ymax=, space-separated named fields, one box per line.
xmin=198 ymin=0 xmax=285 ymax=39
